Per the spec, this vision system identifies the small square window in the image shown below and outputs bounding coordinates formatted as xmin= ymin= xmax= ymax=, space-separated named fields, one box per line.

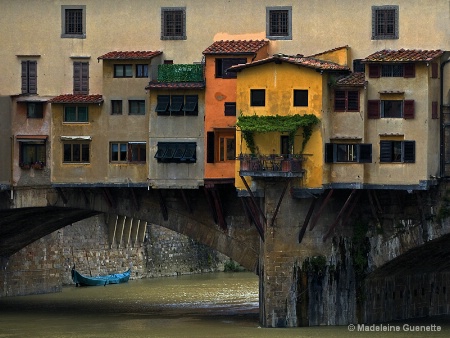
xmin=129 ymin=100 xmax=145 ymax=115
xmin=381 ymin=100 xmax=403 ymax=118
xmin=250 ymin=89 xmax=265 ymax=107
xmin=64 ymin=106 xmax=88 ymax=122
xmin=372 ymin=6 xmax=399 ymax=40
xmin=27 ymin=102 xmax=44 ymax=118
xmin=136 ymin=64 xmax=149 ymax=78
xmin=161 ymin=7 xmax=186 ymax=40
xmin=63 ymin=142 xmax=90 ymax=163
xmin=111 ymin=100 xmax=123 ymax=115
xmin=266 ymin=6 xmax=292 ymax=40
xmin=156 ymin=95 xmax=170 ymax=115
xmin=293 ymin=90 xmax=308 ymax=107
xmin=114 ymin=65 xmax=133 ymax=78
xmin=61 ymin=5 xmax=86 ymax=38
xmin=224 ymin=102 xmax=236 ymax=116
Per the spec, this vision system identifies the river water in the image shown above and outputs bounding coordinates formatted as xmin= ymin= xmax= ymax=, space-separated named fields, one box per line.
xmin=0 ymin=272 xmax=449 ymax=338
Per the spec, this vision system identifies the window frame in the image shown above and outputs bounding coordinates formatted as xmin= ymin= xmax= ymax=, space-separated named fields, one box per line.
xmin=380 ymin=140 xmax=415 ymax=163
xmin=325 ymin=143 xmax=372 ymax=163
xmin=266 ymin=6 xmax=292 ymax=40
xmin=224 ymin=102 xmax=236 ymax=116
xmin=135 ymin=64 xmax=149 ymax=78
xmin=21 ymin=60 xmax=37 ymax=94
xmin=19 ymin=142 xmax=46 ymax=167
xmin=114 ymin=64 xmax=133 ymax=78
xmin=154 ymin=142 xmax=196 ymax=163
xmin=63 ymin=106 xmax=88 ymax=123
xmin=61 ymin=5 xmax=86 ymax=39
xmin=73 ymin=61 xmax=89 ymax=94
xmin=27 ymin=102 xmax=44 ymax=118
xmin=128 ymin=100 xmax=146 ymax=115
xmin=63 ymin=142 xmax=90 ymax=163
xmin=250 ymin=89 xmax=266 ymax=107
xmin=372 ymin=5 xmax=399 ymax=40
xmin=334 ymin=90 xmax=360 ymax=112
xmin=293 ymin=89 xmax=308 ymax=107
xmin=215 ymin=58 xmax=247 ymax=79
xmin=161 ymin=7 xmax=186 ymax=40
xmin=110 ymin=142 xmax=147 ymax=163
xmin=111 ymin=100 xmax=123 ymax=115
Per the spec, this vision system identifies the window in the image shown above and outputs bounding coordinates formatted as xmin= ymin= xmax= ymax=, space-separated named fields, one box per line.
xmin=207 ymin=130 xmax=235 ymax=163
xmin=266 ymin=6 xmax=292 ymax=40
xmin=136 ymin=64 xmax=149 ymax=78
xmin=114 ymin=65 xmax=132 ymax=78
xmin=110 ymin=142 xmax=146 ymax=163
xmin=111 ymin=100 xmax=122 ymax=115
xmin=334 ymin=90 xmax=359 ymax=112
xmin=156 ymin=95 xmax=198 ymax=116
xmin=325 ymin=143 xmax=372 ymax=163
xmin=20 ymin=142 xmax=46 ymax=166
xmin=251 ymin=89 xmax=265 ymax=106
xmin=64 ymin=106 xmax=88 ymax=122
xmin=129 ymin=100 xmax=145 ymax=115
xmin=293 ymin=90 xmax=308 ymax=107
xmin=63 ymin=142 xmax=90 ymax=163
xmin=369 ymin=63 xmax=415 ymax=78
xmin=353 ymin=59 xmax=365 ymax=73
xmin=216 ymin=58 xmax=246 ymax=79
xmin=27 ymin=102 xmax=44 ymax=118
xmin=155 ymin=142 xmax=196 ymax=163
xmin=380 ymin=140 xmax=415 ymax=163
xmin=224 ymin=102 xmax=236 ymax=116
xmin=161 ymin=7 xmax=186 ymax=40
xmin=73 ymin=62 xmax=89 ymax=94
xmin=368 ymin=100 xmax=414 ymax=119
xmin=372 ymin=6 xmax=398 ymax=40
xmin=61 ymin=5 xmax=86 ymax=38
xmin=21 ymin=61 xmax=37 ymax=94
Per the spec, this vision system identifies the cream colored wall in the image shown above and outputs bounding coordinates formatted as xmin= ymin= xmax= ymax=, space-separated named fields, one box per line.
xmin=148 ymin=89 xmax=205 ymax=189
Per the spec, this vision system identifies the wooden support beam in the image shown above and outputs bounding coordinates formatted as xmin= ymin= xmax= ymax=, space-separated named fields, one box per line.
xmin=309 ymin=189 xmax=334 ymax=231
xmin=203 ymin=186 xmax=218 ymax=224
xmin=367 ymin=190 xmax=381 ymax=225
xmin=81 ymin=188 xmax=90 ymax=207
xmin=210 ymin=187 xmax=227 ymax=230
xmin=156 ymin=189 xmax=168 ymax=221
xmin=115 ymin=215 xmax=126 ymax=247
xmin=323 ymin=189 xmax=357 ymax=242
xmin=123 ymin=217 xmax=133 ymax=247
xmin=340 ymin=190 xmax=361 ymax=228
xmin=242 ymin=197 xmax=264 ymax=241
xmin=269 ymin=179 xmax=289 ymax=227
xmin=239 ymin=175 xmax=267 ymax=224
xmin=130 ymin=218 xmax=140 ymax=246
xmin=298 ymin=197 xmax=318 ymax=244
xmin=137 ymin=220 xmax=147 ymax=244
xmin=371 ymin=190 xmax=383 ymax=214
xmin=107 ymin=214 xmax=118 ymax=248
xmin=180 ymin=189 xmax=193 ymax=214
xmin=102 ymin=188 xmax=116 ymax=209
xmin=55 ymin=187 xmax=68 ymax=205
xmin=130 ymin=188 xmax=140 ymax=211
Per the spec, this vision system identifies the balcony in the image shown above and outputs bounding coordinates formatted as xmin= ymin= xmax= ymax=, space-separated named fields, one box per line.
xmin=238 ymin=154 xmax=304 ymax=178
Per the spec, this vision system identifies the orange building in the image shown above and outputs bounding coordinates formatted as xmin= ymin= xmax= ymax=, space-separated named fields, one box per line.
xmin=202 ymin=40 xmax=269 ymax=187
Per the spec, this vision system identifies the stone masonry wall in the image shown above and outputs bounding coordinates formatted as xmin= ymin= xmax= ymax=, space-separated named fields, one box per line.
xmin=0 ymin=214 xmax=229 ymax=297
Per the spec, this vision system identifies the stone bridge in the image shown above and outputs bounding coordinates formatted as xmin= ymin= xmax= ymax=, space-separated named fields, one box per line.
xmin=1 ymin=183 xmax=450 ymax=327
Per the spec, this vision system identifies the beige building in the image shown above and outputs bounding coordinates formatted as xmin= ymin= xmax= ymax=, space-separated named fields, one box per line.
xmin=1 ymin=0 xmax=450 ymax=191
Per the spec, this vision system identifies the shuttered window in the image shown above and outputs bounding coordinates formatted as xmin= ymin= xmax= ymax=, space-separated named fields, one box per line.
xmin=334 ymin=90 xmax=359 ymax=112
xmin=73 ymin=62 xmax=89 ymax=94
xmin=215 ymin=58 xmax=246 ymax=79
xmin=21 ymin=61 xmax=37 ymax=94
xmin=325 ymin=143 xmax=372 ymax=163
xmin=369 ymin=63 xmax=415 ymax=78
xmin=380 ymin=140 xmax=415 ymax=163
xmin=368 ymin=100 xmax=415 ymax=119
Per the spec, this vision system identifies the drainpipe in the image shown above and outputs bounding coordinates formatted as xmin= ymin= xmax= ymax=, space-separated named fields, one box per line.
xmin=440 ymin=58 xmax=450 ymax=178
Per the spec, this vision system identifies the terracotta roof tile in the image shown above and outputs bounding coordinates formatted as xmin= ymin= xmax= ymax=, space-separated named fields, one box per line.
xmin=228 ymin=54 xmax=350 ymax=72
xmin=203 ymin=40 xmax=269 ymax=55
xmin=146 ymin=81 xmax=205 ymax=90
xmin=363 ymin=49 xmax=444 ymax=63
xmin=98 ymin=51 xmax=162 ymax=60
xmin=336 ymin=72 xmax=366 ymax=87
xmin=49 ymin=94 xmax=104 ymax=104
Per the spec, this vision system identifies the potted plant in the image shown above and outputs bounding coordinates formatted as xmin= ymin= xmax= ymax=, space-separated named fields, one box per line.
xmin=19 ymin=162 xmax=31 ymax=170
xmin=31 ymin=161 xmax=45 ymax=170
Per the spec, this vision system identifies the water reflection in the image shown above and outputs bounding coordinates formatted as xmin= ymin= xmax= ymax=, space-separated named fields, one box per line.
xmin=0 ymin=272 xmax=449 ymax=338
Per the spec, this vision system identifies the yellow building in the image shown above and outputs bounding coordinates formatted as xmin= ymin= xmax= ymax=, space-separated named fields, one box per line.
xmin=230 ymin=51 xmax=350 ymax=193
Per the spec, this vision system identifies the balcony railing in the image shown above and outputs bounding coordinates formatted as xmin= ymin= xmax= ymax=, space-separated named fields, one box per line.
xmin=238 ymin=154 xmax=304 ymax=178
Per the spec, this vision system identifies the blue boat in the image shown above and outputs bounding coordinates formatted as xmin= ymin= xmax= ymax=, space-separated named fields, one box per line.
xmin=71 ymin=267 xmax=131 ymax=286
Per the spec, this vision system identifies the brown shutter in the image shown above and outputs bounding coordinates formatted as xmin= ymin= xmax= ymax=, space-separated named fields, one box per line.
xmin=28 ymin=61 xmax=37 ymax=94
xmin=73 ymin=62 xmax=81 ymax=94
xmin=369 ymin=64 xmax=380 ymax=78
xmin=21 ymin=61 xmax=28 ymax=93
xmin=404 ymin=63 xmax=415 ymax=78
xmin=432 ymin=101 xmax=438 ymax=119
xmin=81 ymin=62 xmax=89 ymax=94
xmin=73 ymin=62 xmax=89 ymax=94
xmin=368 ymin=100 xmax=380 ymax=119
xmin=432 ymin=63 xmax=438 ymax=79
xmin=403 ymin=100 xmax=415 ymax=119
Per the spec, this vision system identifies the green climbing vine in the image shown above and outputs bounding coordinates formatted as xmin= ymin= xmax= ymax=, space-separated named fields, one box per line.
xmin=236 ymin=114 xmax=320 ymax=154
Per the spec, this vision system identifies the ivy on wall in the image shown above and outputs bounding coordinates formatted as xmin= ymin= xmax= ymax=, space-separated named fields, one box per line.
xmin=236 ymin=114 xmax=320 ymax=154
xmin=157 ymin=64 xmax=204 ymax=82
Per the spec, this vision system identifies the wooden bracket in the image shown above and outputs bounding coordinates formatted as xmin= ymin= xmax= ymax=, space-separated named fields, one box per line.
xmin=55 ymin=187 xmax=68 ymax=205
xmin=309 ymin=189 xmax=334 ymax=231
xmin=269 ymin=179 xmax=289 ymax=227
xmin=323 ymin=189 xmax=358 ymax=242
xmin=239 ymin=175 xmax=267 ymax=224
xmin=241 ymin=197 xmax=264 ymax=241
xmin=298 ymin=196 xmax=318 ymax=244
xmin=156 ymin=189 xmax=168 ymax=221
xmin=102 ymin=188 xmax=116 ymax=209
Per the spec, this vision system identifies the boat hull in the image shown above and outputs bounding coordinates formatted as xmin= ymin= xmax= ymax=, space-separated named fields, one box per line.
xmin=71 ymin=268 xmax=131 ymax=286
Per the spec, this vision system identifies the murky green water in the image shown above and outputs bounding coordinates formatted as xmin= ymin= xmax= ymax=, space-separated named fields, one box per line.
xmin=0 ymin=272 xmax=449 ymax=338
